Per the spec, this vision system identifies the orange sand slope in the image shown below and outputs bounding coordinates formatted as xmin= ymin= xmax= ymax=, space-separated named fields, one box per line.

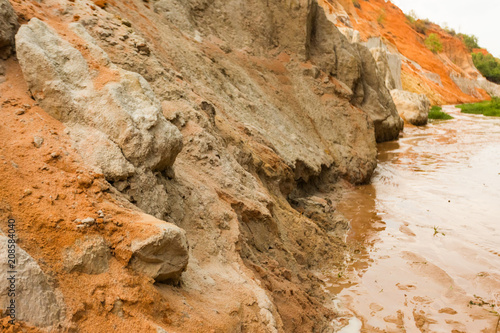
xmin=321 ymin=0 xmax=493 ymax=105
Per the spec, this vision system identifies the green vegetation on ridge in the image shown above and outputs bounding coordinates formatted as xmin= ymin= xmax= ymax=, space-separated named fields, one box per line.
xmin=458 ymin=33 xmax=480 ymax=52
xmin=458 ymin=97 xmax=500 ymax=117
xmin=428 ymin=106 xmax=453 ymax=120
xmin=425 ymin=34 xmax=443 ymax=53
xmin=472 ymin=53 xmax=500 ymax=84
xmin=405 ymin=10 xmax=431 ymax=35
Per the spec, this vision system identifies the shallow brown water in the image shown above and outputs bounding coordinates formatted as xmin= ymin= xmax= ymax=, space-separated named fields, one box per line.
xmin=330 ymin=106 xmax=500 ymax=332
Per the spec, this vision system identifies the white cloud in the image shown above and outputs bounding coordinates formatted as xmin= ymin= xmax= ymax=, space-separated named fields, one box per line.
xmin=390 ymin=0 xmax=500 ymax=57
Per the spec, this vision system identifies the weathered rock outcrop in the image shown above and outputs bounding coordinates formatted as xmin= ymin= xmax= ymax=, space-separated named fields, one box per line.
xmin=478 ymin=78 xmax=500 ymax=98
xmin=0 ymin=233 xmax=65 ymax=328
xmin=451 ymin=74 xmax=500 ymax=98
xmin=0 ymin=0 xmax=19 ymax=59
xmin=15 ymin=18 xmax=182 ymax=173
xmin=127 ymin=218 xmax=189 ymax=283
xmin=64 ymin=235 xmax=111 ymax=274
xmin=363 ymin=37 xmax=403 ymax=91
xmin=307 ymin=4 xmax=403 ymax=142
xmin=82 ymin=1 xmax=401 ymax=329
xmin=337 ymin=29 xmax=436 ymax=127
xmin=334 ymin=29 xmax=403 ymax=141
xmin=15 ymin=18 xmax=190 ymax=283
xmin=352 ymin=43 xmax=403 ymax=141
xmin=70 ymin=125 xmax=135 ymax=181
xmin=391 ymin=89 xmax=430 ymax=126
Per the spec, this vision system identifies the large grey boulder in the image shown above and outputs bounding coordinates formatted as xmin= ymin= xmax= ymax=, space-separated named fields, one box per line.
xmin=127 ymin=218 xmax=189 ymax=283
xmin=15 ymin=18 xmax=182 ymax=172
xmin=390 ymin=89 xmax=430 ymax=126
xmin=0 ymin=233 xmax=65 ymax=327
xmin=0 ymin=0 xmax=19 ymax=59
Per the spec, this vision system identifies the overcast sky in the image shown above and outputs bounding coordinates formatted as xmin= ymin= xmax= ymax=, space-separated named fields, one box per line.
xmin=390 ymin=0 xmax=500 ymax=57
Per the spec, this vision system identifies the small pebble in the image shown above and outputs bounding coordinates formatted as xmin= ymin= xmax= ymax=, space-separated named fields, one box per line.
xmin=33 ymin=136 xmax=44 ymax=148
xmin=81 ymin=217 xmax=95 ymax=224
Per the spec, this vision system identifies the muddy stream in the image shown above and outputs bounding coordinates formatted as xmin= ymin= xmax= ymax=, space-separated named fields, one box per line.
xmin=329 ymin=106 xmax=500 ymax=332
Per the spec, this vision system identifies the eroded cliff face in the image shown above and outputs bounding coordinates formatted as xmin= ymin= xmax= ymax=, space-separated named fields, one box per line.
xmin=0 ymin=0 xmax=404 ymax=332
xmin=320 ymin=0 xmax=500 ymax=108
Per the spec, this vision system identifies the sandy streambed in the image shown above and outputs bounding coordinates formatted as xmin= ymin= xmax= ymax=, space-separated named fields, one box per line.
xmin=330 ymin=106 xmax=500 ymax=332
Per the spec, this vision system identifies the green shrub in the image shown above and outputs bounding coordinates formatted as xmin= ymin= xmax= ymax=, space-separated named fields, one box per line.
xmin=458 ymin=33 xmax=480 ymax=51
xmin=428 ymin=106 xmax=454 ymax=120
xmin=472 ymin=52 xmax=500 ymax=84
xmin=377 ymin=9 xmax=386 ymax=25
xmin=444 ymin=27 xmax=456 ymax=36
xmin=425 ymin=33 xmax=443 ymax=53
xmin=458 ymin=97 xmax=500 ymax=117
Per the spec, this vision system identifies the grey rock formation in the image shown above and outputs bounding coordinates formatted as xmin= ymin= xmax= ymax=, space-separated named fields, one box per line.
xmin=128 ymin=219 xmax=189 ymax=283
xmin=69 ymin=125 xmax=135 ymax=181
xmin=0 ymin=0 xmax=19 ymax=59
xmin=168 ymin=0 xmax=403 ymax=144
xmin=338 ymin=27 xmax=361 ymax=44
xmin=363 ymin=37 xmax=403 ymax=91
xmin=140 ymin=0 xmax=390 ymax=188
xmin=331 ymin=30 xmax=403 ymax=141
xmin=478 ymin=78 xmax=500 ymax=97
xmin=64 ymin=235 xmax=111 ymax=274
xmin=0 ymin=233 xmax=65 ymax=327
xmin=15 ymin=18 xmax=182 ymax=172
xmin=352 ymin=44 xmax=404 ymax=141
xmin=390 ymin=89 xmax=430 ymax=126
xmin=423 ymin=72 xmax=443 ymax=87
xmin=451 ymin=74 xmax=500 ymax=98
